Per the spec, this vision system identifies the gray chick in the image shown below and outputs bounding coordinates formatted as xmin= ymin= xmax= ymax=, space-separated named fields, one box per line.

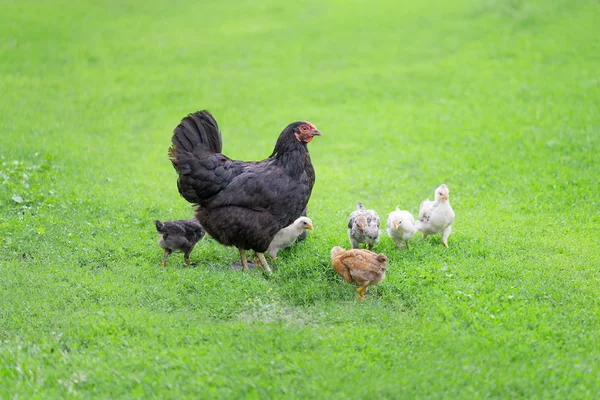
xmin=154 ymin=219 xmax=205 ymax=267
xmin=347 ymin=201 xmax=380 ymax=250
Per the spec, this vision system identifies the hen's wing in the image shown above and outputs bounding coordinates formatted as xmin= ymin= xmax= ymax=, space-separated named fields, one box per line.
xmin=176 ymin=151 xmax=310 ymax=224
xmin=208 ymin=160 xmax=310 ymax=221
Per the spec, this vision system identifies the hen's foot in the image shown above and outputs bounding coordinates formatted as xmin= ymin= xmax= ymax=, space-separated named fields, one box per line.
xmin=239 ymin=249 xmax=250 ymax=272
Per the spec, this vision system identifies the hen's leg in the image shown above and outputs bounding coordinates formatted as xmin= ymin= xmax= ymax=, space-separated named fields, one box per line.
xmin=256 ymin=253 xmax=273 ymax=275
xmin=442 ymin=226 xmax=452 ymax=248
xmin=161 ymin=249 xmax=172 ymax=267
xmin=239 ymin=249 xmax=250 ymax=272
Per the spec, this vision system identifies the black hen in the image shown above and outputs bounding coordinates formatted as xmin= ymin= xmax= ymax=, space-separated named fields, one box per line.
xmin=155 ymin=219 xmax=205 ymax=267
xmin=169 ymin=110 xmax=321 ymax=273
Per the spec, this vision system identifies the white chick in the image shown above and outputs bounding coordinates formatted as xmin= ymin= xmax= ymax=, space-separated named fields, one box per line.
xmin=348 ymin=201 xmax=380 ymax=250
xmin=267 ymin=217 xmax=313 ymax=259
xmin=387 ymin=207 xmax=416 ymax=249
xmin=415 ymin=184 xmax=455 ymax=247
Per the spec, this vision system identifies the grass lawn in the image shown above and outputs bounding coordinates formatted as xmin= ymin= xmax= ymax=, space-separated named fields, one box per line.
xmin=1 ymin=0 xmax=599 ymax=397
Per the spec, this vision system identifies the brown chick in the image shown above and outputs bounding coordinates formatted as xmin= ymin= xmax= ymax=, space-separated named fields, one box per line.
xmin=330 ymin=246 xmax=389 ymax=301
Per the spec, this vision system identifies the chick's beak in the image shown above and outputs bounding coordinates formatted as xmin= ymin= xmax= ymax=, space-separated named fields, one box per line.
xmin=393 ymin=221 xmax=399 ymax=229
xmin=306 ymin=223 xmax=314 ymax=230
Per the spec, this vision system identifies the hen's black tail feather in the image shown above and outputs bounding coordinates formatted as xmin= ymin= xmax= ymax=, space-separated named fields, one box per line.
xmin=170 ymin=110 xmax=222 ymax=162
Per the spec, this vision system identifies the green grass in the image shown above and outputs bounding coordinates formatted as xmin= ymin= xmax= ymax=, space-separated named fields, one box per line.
xmin=1 ymin=0 xmax=599 ymax=397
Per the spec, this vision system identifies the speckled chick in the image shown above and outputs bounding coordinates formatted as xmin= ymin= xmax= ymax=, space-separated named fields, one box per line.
xmin=347 ymin=202 xmax=380 ymax=250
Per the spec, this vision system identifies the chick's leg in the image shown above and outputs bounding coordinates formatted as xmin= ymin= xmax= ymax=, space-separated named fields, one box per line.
xmin=356 ymin=286 xmax=367 ymax=301
xmin=184 ymin=243 xmax=197 ymax=266
xmin=160 ymin=249 xmax=172 ymax=267
xmin=256 ymin=253 xmax=273 ymax=275
xmin=442 ymin=226 xmax=452 ymax=248
xmin=405 ymin=240 xmax=410 ymax=250
xmin=239 ymin=249 xmax=250 ymax=272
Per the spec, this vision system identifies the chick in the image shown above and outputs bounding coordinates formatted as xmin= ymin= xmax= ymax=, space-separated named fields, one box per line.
xmin=155 ymin=219 xmax=205 ymax=267
xmin=330 ymin=246 xmax=389 ymax=300
xmin=387 ymin=207 xmax=416 ymax=249
xmin=415 ymin=184 xmax=455 ymax=247
xmin=348 ymin=202 xmax=380 ymax=250
xmin=267 ymin=217 xmax=313 ymax=259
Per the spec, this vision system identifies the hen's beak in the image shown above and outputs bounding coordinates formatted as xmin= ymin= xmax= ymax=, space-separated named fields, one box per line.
xmin=311 ymin=129 xmax=322 ymax=137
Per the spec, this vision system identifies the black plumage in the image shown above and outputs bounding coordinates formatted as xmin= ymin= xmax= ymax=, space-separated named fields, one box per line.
xmin=169 ymin=110 xmax=321 ymax=273
xmin=154 ymin=219 xmax=205 ymax=267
